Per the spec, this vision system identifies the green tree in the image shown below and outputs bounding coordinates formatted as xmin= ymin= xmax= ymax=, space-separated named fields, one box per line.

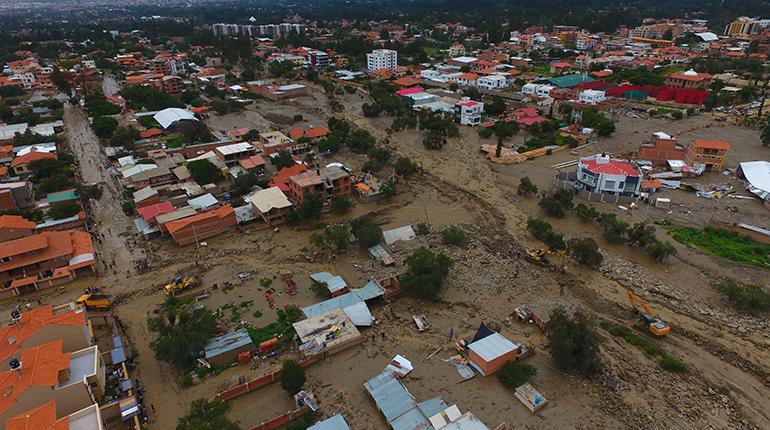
xmin=423 ymin=131 xmax=446 ymax=150
xmin=92 ymin=116 xmax=118 ymax=139
xmin=381 ymin=180 xmax=397 ymax=198
xmin=395 ymin=156 xmax=417 ymax=178
xmin=48 ymin=201 xmax=81 ymax=219
xmin=597 ymin=213 xmax=628 ymax=244
xmin=546 ymin=308 xmax=602 ymax=376
xmin=176 ymin=399 xmax=239 ymax=430
xmin=148 ymin=298 xmax=217 ymax=371
xmin=441 ymin=226 xmax=468 ymax=246
xmin=310 ymin=225 xmax=351 ymax=252
xmin=517 ymin=177 xmax=538 ymax=197
xmin=350 ymin=216 xmax=382 ymax=247
xmin=272 ymin=150 xmax=296 ymax=170
xmin=332 ymin=196 xmax=352 ymax=214
xmin=646 ymin=240 xmax=677 ymax=263
xmin=294 ymin=193 xmax=323 ymax=221
xmin=233 ymin=172 xmax=259 ymax=195
xmin=347 ymin=129 xmax=375 ymax=153
xmin=575 ymin=204 xmax=599 ymax=222
xmin=538 ymin=189 xmax=574 ymax=218
xmin=761 ymin=116 xmax=770 ymax=146
xmin=497 ymin=361 xmax=537 ymax=389
xmin=527 ymin=217 xmax=554 ymax=241
xmin=628 ymin=222 xmax=656 ymax=247
xmin=568 ymin=238 xmax=603 ymax=268
xmin=399 ymin=247 xmax=453 ymax=300
xmin=108 ymin=126 xmax=140 ymax=149
xmin=187 ymin=159 xmax=220 ymax=185
xmin=280 ymin=360 xmax=306 ymax=394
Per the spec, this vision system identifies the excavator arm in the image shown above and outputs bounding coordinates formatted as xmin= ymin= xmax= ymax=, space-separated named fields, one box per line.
xmin=626 ymin=290 xmax=655 ymax=317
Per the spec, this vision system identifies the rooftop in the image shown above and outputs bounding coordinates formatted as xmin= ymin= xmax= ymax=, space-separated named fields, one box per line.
xmin=580 ymin=157 xmax=640 ymax=177
xmin=0 ymin=340 xmax=71 ymax=415
xmin=691 ymin=139 xmax=730 ymax=151
xmin=0 ymin=215 xmax=35 ymax=231
xmin=247 ymin=187 xmax=292 ymax=214
xmin=215 ymin=142 xmax=254 ymax=156
xmin=0 ymin=305 xmax=86 ymax=363
xmin=204 ymin=328 xmax=253 ymax=360
xmin=468 ymin=332 xmax=518 ymax=362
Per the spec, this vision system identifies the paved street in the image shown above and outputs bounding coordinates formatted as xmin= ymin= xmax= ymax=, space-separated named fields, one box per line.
xmin=64 ymin=103 xmax=146 ymax=278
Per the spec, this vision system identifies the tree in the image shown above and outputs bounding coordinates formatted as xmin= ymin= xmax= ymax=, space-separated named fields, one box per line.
xmin=597 ymin=213 xmax=628 ymax=244
xmin=575 ymin=204 xmax=598 ymax=222
xmin=546 ymin=308 xmax=602 ymax=377
xmin=647 ymin=240 xmax=677 ymax=263
xmin=176 ymin=399 xmax=239 ymax=430
xmin=294 ymin=193 xmax=323 ymax=221
xmin=527 ymin=217 xmax=553 ymax=241
xmin=362 ymin=102 xmax=383 ymax=117
xmin=399 ymin=247 xmax=453 ymax=300
xmin=761 ymin=116 xmax=770 ymax=147
xmin=381 ymin=180 xmax=397 ymax=198
xmin=423 ymin=131 xmax=446 ymax=150
xmin=538 ymin=189 xmax=574 ymax=218
xmin=48 ymin=201 xmax=81 ymax=219
xmin=628 ymin=222 xmax=656 ymax=247
xmin=581 ymin=108 xmax=615 ymax=137
xmin=92 ymin=116 xmax=118 ymax=139
xmin=332 ymin=196 xmax=352 ymax=214
xmin=497 ymin=362 xmax=536 ymax=389
xmin=148 ymin=298 xmax=217 ymax=371
xmin=517 ymin=177 xmax=538 ymax=197
xmin=108 ymin=126 xmax=140 ymax=149
xmin=347 ymin=129 xmax=375 ymax=153
xmin=280 ymin=360 xmax=306 ymax=394
xmin=568 ymin=238 xmax=603 ymax=268
xmin=350 ymin=216 xmax=382 ymax=247
xmin=187 ymin=159 xmax=220 ymax=185
xmin=272 ymin=150 xmax=296 ymax=170
xmin=441 ymin=226 xmax=468 ymax=246
xmin=233 ymin=172 xmax=259 ymax=195
xmin=545 ymin=232 xmax=566 ymax=251
xmin=478 ymin=127 xmax=494 ymax=139
xmin=310 ymin=225 xmax=351 ymax=252
xmin=394 ymin=156 xmax=417 ymax=178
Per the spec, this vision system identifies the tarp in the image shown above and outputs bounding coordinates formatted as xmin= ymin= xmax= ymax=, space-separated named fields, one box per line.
xmin=153 ymin=108 xmax=198 ymax=129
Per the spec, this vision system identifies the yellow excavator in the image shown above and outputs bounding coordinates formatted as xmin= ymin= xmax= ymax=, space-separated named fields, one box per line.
xmin=526 ymin=247 xmax=567 ymax=270
xmin=164 ymin=275 xmax=201 ymax=295
xmin=626 ymin=290 xmax=671 ymax=337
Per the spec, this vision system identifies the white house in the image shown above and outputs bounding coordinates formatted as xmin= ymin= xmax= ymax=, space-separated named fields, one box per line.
xmin=521 ymin=83 xmax=555 ymax=98
xmin=578 ymin=89 xmax=606 ymax=104
xmin=455 ymin=97 xmax=484 ymax=126
xmin=455 ymin=73 xmax=479 ymax=87
xmin=577 ymin=155 xmax=642 ymax=197
xmin=478 ymin=75 xmax=508 ymax=90
xmin=366 ymin=49 xmax=398 ymax=72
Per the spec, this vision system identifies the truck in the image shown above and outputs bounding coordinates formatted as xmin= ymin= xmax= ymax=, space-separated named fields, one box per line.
xmin=164 ymin=275 xmax=201 ymax=295
xmin=76 ymin=294 xmax=111 ymax=311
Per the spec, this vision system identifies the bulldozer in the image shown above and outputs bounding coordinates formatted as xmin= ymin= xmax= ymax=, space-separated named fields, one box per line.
xmin=76 ymin=294 xmax=112 ymax=311
xmin=164 ymin=275 xmax=201 ymax=295
xmin=526 ymin=247 xmax=567 ymax=270
xmin=626 ymin=290 xmax=671 ymax=337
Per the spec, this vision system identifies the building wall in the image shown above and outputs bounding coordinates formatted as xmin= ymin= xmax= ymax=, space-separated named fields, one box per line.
xmin=169 ymin=211 xmax=238 ymax=246
xmin=207 ymin=343 xmax=253 ymax=367
xmin=638 ymin=139 xmax=686 ymax=165
xmin=685 ymin=145 xmax=727 ymax=171
xmin=468 ymin=349 xmax=518 ymax=376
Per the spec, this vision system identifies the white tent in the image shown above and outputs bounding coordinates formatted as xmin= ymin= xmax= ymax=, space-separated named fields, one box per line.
xmin=153 ymin=108 xmax=198 ymax=129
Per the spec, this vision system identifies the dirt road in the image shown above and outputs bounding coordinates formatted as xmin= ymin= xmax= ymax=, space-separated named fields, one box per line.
xmin=101 ymin=74 xmax=121 ymax=97
xmin=64 ymin=104 xmax=146 ymax=278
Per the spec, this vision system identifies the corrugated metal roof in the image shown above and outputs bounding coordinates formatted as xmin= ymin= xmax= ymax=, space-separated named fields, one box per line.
xmin=153 ymin=108 xmax=198 ymax=129
xmin=310 ymin=272 xmax=348 ymax=294
xmin=740 ymin=161 xmax=770 ymax=200
xmin=467 ymin=332 xmax=518 ymax=362
xmin=383 ymin=225 xmax=416 ymax=246
xmin=352 ymin=279 xmax=385 ymax=301
xmin=307 ymin=414 xmax=351 ymax=430
xmin=204 ymin=328 xmax=253 ymax=359
xmin=188 ymin=193 xmax=218 ymax=210
xmin=364 ymin=371 xmax=416 ymax=421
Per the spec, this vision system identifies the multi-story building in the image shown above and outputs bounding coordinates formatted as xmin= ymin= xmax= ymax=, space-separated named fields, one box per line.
xmin=638 ymin=132 xmax=686 ymax=166
xmin=664 ymin=70 xmax=712 ymax=89
xmin=477 ymin=75 xmax=507 ymax=90
xmin=366 ymin=49 xmax=398 ymax=72
xmin=287 ymin=167 xmax=352 ymax=204
xmin=447 ymin=44 xmax=466 ymax=57
xmin=685 ymin=139 xmax=730 ymax=172
xmin=160 ymin=75 xmax=183 ymax=95
xmin=455 ymin=98 xmax=484 ymax=126
xmin=214 ymin=142 xmax=257 ymax=167
xmin=165 ymin=205 xmax=238 ymax=246
xmin=5 ymin=400 xmax=104 ymax=430
xmin=308 ymin=50 xmax=330 ymax=72
xmin=577 ymin=155 xmax=642 ymax=197
xmin=212 ymin=23 xmax=240 ymax=36
xmin=578 ymin=89 xmax=606 ymax=104
xmin=724 ymin=17 xmax=770 ymax=37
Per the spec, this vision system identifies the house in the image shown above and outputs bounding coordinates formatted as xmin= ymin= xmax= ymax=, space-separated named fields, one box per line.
xmin=685 ymin=139 xmax=730 ymax=171
xmin=160 ymin=75 xmax=183 ymax=95
xmin=0 ymin=183 xmax=34 ymax=211
xmin=11 ymin=151 xmax=56 ymax=176
xmin=466 ymin=323 xmax=529 ymax=376
xmin=0 ymin=340 xmax=105 ymax=429
xmin=664 ymin=70 xmax=712 ymax=89
xmin=577 ymin=154 xmax=642 ymax=197
xmin=247 ymin=187 xmax=293 ymax=224
xmin=214 ymin=142 xmax=256 ymax=167
xmin=268 ymin=164 xmax=307 ymax=191
xmin=132 ymin=186 xmax=160 ymax=208
xmin=455 ymin=73 xmax=479 ymax=87
xmin=0 ymin=304 xmax=92 ymax=369
xmin=0 ymin=231 xmax=95 ymax=295
xmin=578 ymin=89 xmax=606 ymax=104
xmin=550 ymin=62 xmax=572 ymax=75
xmin=477 ymin=75 xmax=507 ymax=90
xmin=638 ymin=132 xmax=686 ymax=166
xmin=164 ymin=205 xmax=237 ymax=246
xmin=136 ymin=202 xmax=175 ymax=225
xmin=5 ymin=400 xmax=104 ymax=430
xmin=203 ymin=328 xmax=254 ymax=366
xmin=287 ymin=167 xmax=352 ymax=204
xmin=258 ymin=131 xmax=294 ymax=154
xmin=238 ymin=155 xmax=266 ymax=174
xmin=447 ymin=56 xmax=478 ymax=68
xmin=521 ymin=83 xmax=555 ymax=98
xmin=307 ymin=414 xmax=351 ymax=430
xmin=455 ymin=98 xmax=484 ymax=126
xmin=310 ymin=271 xmax=349 ymax=297
xmin=292 ymin=309 xmax=362 ymax=358
xmin=153 ymin=108 xmax=198 ymax=130
xmin=0 ymin=215 xmax=35 ymax=243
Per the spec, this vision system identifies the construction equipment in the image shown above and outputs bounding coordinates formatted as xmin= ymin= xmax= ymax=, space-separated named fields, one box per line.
xmin=626 ymin=290 xmax=671 ymax=337
xmin=264 ymin=290 xmax=275 ymax=309
xmin=76 ymin=294 xmax=111 ymax=311
xmin=526 ymin=247 xmax=566 ymax=270
xmin=164 ymin=275 xmax=201 ymax=295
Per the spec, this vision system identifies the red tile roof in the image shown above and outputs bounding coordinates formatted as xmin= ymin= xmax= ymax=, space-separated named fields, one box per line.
xmin=137 ymin=202 xmax=175 ymax=222
xmin=0 ymin=215 xmax=35 ymax=230
xmin=305 ymin=127 xmax=329 ymax=139
xmin=268 ymin=164 xmax=308 ymax=187
xmin=238 ymin=155 xmax=266 ymax=170
xmin=0 ymin=340 xmax=71 ymax=415
xmin=691 ymin=139 xmax=730 ymax=151
xmin=0 ymin=306 xmax=85 ymax=363
xmin=165 ymin=205 xmax=235 ymax=234
xmin=139 ymin=128 xmax=164 ymax=139
xmin=11 ymin=151 xmax=56 ymax=168
xmin=581 ymin=159 xmax=640 ymax=176
xmin=6 ymin=400 xmax=69 ymax=430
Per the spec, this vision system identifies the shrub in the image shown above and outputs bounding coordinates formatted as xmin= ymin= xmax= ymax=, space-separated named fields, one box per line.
xmin=280 ymin=360 xmax=306 ymax=394
xmin=546 ymin=308 xmax=602 ymax=376
xmin=647 ymin=240 xmax=677 ymax=263
xmin=714 ymin=280 xmax=770 ymax=314
xmin=597 ymin=213 xmax=628 ymax=244
xmin=415 ymin=223 xmax=430 ymax=235
xmin=399 ymin=247 xmax=453 ymax=300
xmin=310 ymin=225 xmax=350 ymax=252
xmin=332 ymin=196 xmax=351 ymax=214
xmin=659 ymin=357 xmax=688 ymax=372
xmin=527 ymin=217 xmax=553 ymax=241
xmin=350 ymin=216 xmax=382 ymax=247
xmin=293 ymin=114 xmax=303 ymax=121
xmin=568 ymin=237 xmax=603 ymax=268
xmin=121 ymin=201 xmax=135 ymax=215
xmin=575 ymin=204 xmax=598 ymax=222
xmin=441 ymin=226 xmax=467 ymax=247
xmin=497 ymin=362 xmax=536 ymax=389
xmin=517 ymin=177 xmax=538 ymax=197
xmin=538 ymin=189 xmax=574 ymax=218
xmin=48 ymin=201 xmax=81 ymax=219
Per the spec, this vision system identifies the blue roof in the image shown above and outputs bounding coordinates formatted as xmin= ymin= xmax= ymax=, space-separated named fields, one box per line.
xmin=111 ymin=346 xmax=126 ymax=364
xmin=310 ymin=272 xmax=348 ymax=294
xmin=363 ymin=370 xmax=447 ymax=430
xmin=302 ymin=292 xmax=374 ymax=326
xmin=204 ymin=328 xmax=254 ymax=359
xmin=307 ymin=414 xmax=351 ymax=430
xmin=351 ymin=279 xmax=385 ymax=301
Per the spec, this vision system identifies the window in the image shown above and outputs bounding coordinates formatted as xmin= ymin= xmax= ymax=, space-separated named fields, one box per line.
xmin=605 ymin=180 xmax=616 ymax=189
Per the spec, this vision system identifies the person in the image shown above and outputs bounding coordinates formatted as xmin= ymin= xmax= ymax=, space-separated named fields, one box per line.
xmin=448 ymin=328 xmax=454 ymax=339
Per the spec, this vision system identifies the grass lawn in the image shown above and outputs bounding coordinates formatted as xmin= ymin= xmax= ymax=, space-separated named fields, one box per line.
xmin=664 ymin=225 xmax=770 ymax=269
xmin=422 ymin=47 xmax=440 ymax=57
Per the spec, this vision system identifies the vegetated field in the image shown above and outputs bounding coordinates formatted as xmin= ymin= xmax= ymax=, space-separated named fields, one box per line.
xmin=664 ymin=225 xmax=770 ymax=268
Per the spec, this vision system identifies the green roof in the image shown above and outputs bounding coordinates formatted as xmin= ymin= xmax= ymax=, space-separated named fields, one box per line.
xmin=46 ymin=189 xmax=79 ymax=203
xmin=540 ymin=73 xmax=595 ymax=88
